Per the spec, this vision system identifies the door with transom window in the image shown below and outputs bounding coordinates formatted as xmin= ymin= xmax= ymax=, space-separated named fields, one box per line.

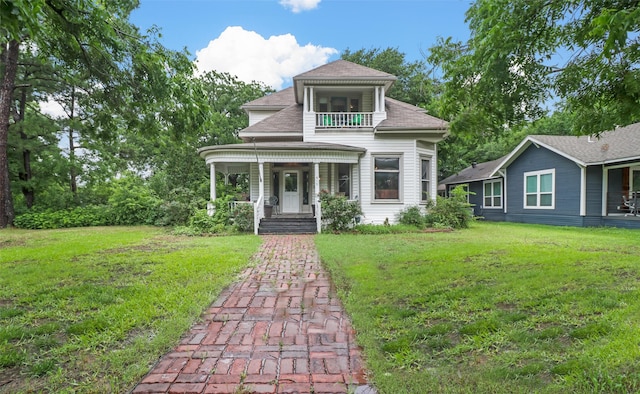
xmin=282 ymin=171 xmax=300 ymax=213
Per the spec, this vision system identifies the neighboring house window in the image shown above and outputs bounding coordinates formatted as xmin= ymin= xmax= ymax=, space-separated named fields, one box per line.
xmin=421 ymin=159 xmax=430 ymax=202
xmin=524 ymin=169 xmax=555 ymax=209
xmin=374 ymin=155 xmax=401 ymax=201
xmin=483 ymin=179 xmax=503 ymax=208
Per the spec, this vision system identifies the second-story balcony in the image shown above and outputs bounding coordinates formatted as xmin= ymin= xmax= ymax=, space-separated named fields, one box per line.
xmin=316 ymin=112 xmax=373 ymax=129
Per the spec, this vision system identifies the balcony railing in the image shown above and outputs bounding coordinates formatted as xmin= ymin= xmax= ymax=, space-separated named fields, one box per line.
xmin=316 ymin=112 xmax=373 ymax=128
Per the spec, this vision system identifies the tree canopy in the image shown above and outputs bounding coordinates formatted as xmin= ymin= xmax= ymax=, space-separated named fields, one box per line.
xmin=342 ymin=47 xmax=439 ymax=111
xmin=429 ymin=0 xmax=640 ymax=138
xmin=0 ymin=1 xmax=274 ymax=228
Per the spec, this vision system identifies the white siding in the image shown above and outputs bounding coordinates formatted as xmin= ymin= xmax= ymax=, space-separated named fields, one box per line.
xmin=248 ymin=110 xmax=280 ymax=126
xmin=362 ymin=91 xmax=373 ymax=112
xmin=302 ymin=131 xmax=436 ymax=224
xmin=249 ymin=163 xmax=259 ymax=201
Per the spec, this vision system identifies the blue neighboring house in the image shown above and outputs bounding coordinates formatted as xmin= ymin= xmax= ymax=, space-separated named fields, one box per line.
xmin=440 ymin=122 xmax=640 ymax=229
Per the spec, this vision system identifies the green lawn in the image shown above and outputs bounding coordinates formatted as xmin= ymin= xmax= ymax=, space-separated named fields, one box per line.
xmin=0 ymin=226 xmax=261 ymax=393
xmin=316 ymin=222 xmax=640 ymax=394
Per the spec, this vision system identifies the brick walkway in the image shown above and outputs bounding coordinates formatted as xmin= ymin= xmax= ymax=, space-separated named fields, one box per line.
xmin=132 ymin=235 xmax=374 ymax=394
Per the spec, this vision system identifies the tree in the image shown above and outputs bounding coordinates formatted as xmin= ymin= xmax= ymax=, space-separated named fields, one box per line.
xmin=0 ymin=1 xmax=199 ymax=226
xmin=429 ymin=0 xmax=640 ymax=138
xmin=131 ymin=71 xmax=272 ymax=199
xmin=341 ymin=47 xmax=440 ymax=110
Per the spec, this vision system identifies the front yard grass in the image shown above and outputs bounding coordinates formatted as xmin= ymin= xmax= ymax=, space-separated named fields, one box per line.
xmin=0 ymin=226 xmax=260 ymax=393
xmin=316 ymin=222 xmax=640 ymax=393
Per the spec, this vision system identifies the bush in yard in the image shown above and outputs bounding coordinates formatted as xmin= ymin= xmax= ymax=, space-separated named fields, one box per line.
xmin=319 ymin=191 xmax=362 ymax=232
xmin=155 ymin=187 xmax=205 ymax=226
xmin=14 ymin=206 xmax=110 ymax=229
xmin=397 ymin=205 xmax=427 ymax=228
xmin=233 ymin=203 xmax=254 ymax=232
xmin=107 ymin=175 xmax=162 ymax=225
xmin=187 ymin=209 xmax=225 ymax=234
xmin=426 ymin=185 xmax=474 ymax=229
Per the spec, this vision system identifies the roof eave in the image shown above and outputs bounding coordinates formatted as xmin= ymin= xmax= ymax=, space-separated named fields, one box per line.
xmin=293 ymin=76 xmax=396 ymax=103
xmin=240 ymin=104 xmax=290 ymax=111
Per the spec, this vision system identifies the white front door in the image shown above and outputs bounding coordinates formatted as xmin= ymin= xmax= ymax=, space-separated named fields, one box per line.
xmin=282 ymin=171 xmax=300 ymax=213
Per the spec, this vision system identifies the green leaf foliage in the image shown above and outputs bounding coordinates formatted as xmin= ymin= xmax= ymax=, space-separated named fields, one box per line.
xmin=429 ymin=0 xmax=640 ymax=137
xmin=426 ymin=185 xmax=475 ymax=229
xmin=319 ymin=191 xmax=362 ymax=232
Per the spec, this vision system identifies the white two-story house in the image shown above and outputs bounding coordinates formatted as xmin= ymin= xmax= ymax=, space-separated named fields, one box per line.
xmin=198 ymin=60 xmax=448 ymax=233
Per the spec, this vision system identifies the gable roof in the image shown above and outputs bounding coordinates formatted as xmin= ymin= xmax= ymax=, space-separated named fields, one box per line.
xmin=241 ymin=87 xmax=294 ymax=110
xmin=292 ymin=60 xmax=397 ymax=103
xmin=294 ymin=59 xmax=396 ymax=80
xmin=495 ymin=121 xmax=640 ymax=172
xmin=440 ymin=156 xmax=506 ymax=185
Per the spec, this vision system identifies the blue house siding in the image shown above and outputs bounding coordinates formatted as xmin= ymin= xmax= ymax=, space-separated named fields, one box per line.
xmin=506 ymin=145 xmax=582 ymax=226
xmin=446 ymin=180 xmax=506 ymax=221
xmin=585 ymin=166 xmax=603 ymax=217
xmin=480 ymin=209 xmax=506 ymax=221
xmin=467 ymin=181 xmax=484 ymax=216
xmin=607 ymin=168 xmax=624 ymax=213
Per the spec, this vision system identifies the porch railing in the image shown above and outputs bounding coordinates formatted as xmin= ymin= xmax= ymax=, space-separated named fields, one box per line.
xmin=316 ymin=112 xmax=373 ymax=128
xmin=253 ymin=195 xmax=264 ymax=235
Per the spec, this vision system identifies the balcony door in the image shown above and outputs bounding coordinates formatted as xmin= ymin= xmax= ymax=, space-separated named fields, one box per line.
xmin=282 ymin=171 xmax=300 ymax=213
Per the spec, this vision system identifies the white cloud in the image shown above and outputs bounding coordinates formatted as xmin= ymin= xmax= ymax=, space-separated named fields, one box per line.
xmin=195 ymin=26 xmax=337 ymax=90
xmin=39 ymin=97 xmax=66 ymax=119
xmin=279 ymin=0 xmax=321 ymax=13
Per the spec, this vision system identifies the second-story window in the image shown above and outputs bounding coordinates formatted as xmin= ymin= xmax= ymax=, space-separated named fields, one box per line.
xmin=331 ymin=97 xmax=347 ymax=112
xmin=316 ymin=95 xmax=361 ymax=112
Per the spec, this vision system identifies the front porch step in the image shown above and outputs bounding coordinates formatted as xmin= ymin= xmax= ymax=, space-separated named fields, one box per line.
xmin=258 ymin=217 xmax=317 ymax=234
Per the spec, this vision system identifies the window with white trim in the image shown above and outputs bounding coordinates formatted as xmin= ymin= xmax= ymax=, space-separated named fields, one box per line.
xmin=524 ymin=169 xmax=554 ymax=209
xmin=421 ymin=158 xmax=430 ymax=202
xmin=373 ymin=155 xmax=401 ymax=201
xmin=483 ymin=179 xmax=503 ymax=208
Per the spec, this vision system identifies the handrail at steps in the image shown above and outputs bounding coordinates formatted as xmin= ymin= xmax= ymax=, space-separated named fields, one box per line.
xmin=315 ymin=200 xmax=322 ymax=234
xmin=254 ymin=195 xmax=264 ymax=235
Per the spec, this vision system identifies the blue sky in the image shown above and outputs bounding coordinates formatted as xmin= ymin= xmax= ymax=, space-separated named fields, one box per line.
xmin=130 ymin=0 xmax=472 ymax=90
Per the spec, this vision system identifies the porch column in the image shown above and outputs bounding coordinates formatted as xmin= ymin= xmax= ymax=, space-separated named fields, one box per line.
xmin=314 ymin=162 xmax=320 ymax=202
xmin=374 ymin=87 xmax=379 ymax=112
xmin=210 ymin=163 xmax=216 ymax=201
xmin=304 ymin=86 xmax=308 ymax=112
xmin=258 ymin=162 xmax=264 ymax=200
xmin=580 ymin=165 xmax=587 ymax=216
xmin=314 ymin=162 xmax=321 ymax=233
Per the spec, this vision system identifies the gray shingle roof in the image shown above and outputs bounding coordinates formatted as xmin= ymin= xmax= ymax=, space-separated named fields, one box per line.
xmin=292 ymin=60 xmax=397 ymax=103
xmin=378 ymin=98 xmax=448 ymax=130
xmin=239 ymin=94 xmax=447 ymax=135
xmin=239 ymin=104 xmax=303 ymax=137
xmin=529 ymin=122 xmax=640 ymax=165
xmin=241 ymin=87 xmax=295 ymax=109
xmin=293 ymin=60 xmax=396 ymax=80
xmin=440 ymin=156 xmax=506 ymax=185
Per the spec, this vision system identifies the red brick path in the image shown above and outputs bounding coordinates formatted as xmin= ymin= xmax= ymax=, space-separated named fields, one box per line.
xmin=132 ymin=235 xmax=373 ymax=394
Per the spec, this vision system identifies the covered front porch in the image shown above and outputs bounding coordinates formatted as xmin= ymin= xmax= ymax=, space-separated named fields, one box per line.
xmin=603 ymin=163 xmax=640 ymax=217
xmin=198 ymin=142 xmax=365 ymax=234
